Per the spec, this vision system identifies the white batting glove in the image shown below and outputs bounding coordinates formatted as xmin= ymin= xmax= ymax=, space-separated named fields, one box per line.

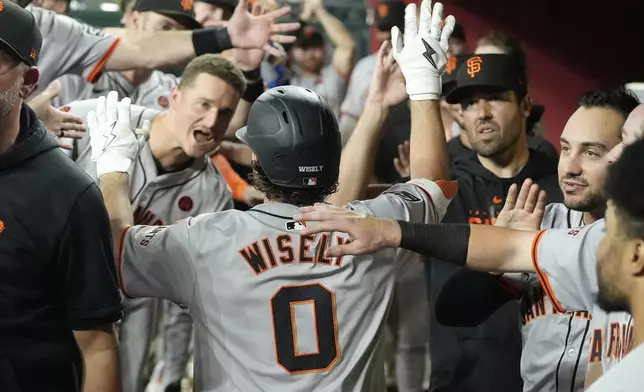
xmin=87 ymin=91 xmax=144 ymax=177
xmin=391 ymin=0 xmax=455 ymax=100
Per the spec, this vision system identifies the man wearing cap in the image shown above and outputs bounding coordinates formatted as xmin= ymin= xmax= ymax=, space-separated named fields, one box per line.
xmin=0 ymin=2 xmax=122 ymax=391
xmin=289 ymin=0 xmax=355 ymax=117
xmin=422 ymin=53 xmax=562 ymax=392
xmin=194 ymin=0 xmax=237 ymax=27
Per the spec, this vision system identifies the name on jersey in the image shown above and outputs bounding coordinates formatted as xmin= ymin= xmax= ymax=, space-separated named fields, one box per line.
xmin=521 ymin=286 xmax=591 ymax=326
xmin=298 ymin=165 xmax=324 ymax=173
xmin=239 ymin=233 xmax=351 ymax=275
xmin=588 ymin=322 xmax=634 ymax=364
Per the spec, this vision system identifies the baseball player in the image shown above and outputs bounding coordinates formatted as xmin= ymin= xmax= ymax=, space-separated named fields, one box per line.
xmin=63 ymin=54 xmax=245 ymax=392
xmin=88 ymin=3 xmax=457 ymax=389
xmin=19 ymin=0 xmax=298 ymax=96
xmin=289 ymin=0 xmax=355 ymax=117
xmin=297 ymin=102 xmax=644 ymax=390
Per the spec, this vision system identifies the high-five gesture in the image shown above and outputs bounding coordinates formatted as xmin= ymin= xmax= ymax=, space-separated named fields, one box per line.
xmin=494 ymin=179 xmax=547 ymax=231
xmin=88 ymin=91 xmax=146 ymax=178
xmin=227 ymin=0 xmax=300 ymax=57
xmin=366 ymin=40 xmax=408 ymax=108
xmin=391 ymin=0 xmax=455 ymax=100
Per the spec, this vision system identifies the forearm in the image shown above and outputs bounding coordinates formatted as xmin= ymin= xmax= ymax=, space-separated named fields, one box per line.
xmin=74 ymin=326 xmax=120 ymax=392
xmin=225 ymin=100 xmax=252 ymax=139
xmin=338 ymin=115 xmax=358 ymax=147
xmin=328 ymin=103 xmax=389 ymax=204
xmin=315 ymin=9 xmax=355 ymax=50
xmin=409 ymin=100 xmax=449 ymax=180
xmin=219 ymin=141 xmax=254 ymax=166
xmin=396 ymin=222 xmax=539 ymax=273
xmin=106 ymin=31 xmax=195 ymax=71
xmin=98 ymin=173 xmax=134 ymax=258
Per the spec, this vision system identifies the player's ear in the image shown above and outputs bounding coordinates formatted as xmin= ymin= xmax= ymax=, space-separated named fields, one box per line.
xmin=170 ymin=86 xmax=181 ymax=108
xmin=521 ymin=93 xmax=532 ymax=119
xmin=130 ymin=10 xmax=143 ymax=30
xmin=19 ymin=67 xmax=39 ymax=99
xmin=629 ymin=239 xmax=644 ymax=277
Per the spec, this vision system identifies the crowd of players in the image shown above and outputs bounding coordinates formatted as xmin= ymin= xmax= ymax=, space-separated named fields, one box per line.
xmin=0 ymin=0 xmax=643 ymax=391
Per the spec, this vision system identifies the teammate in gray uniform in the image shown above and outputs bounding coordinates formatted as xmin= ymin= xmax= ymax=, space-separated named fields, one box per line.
xmin=298 ymin=102 xmax=644 ymax=391
xmin=19 ymin=0 xmax=297 ymax=96
xmin=64 ymin=55 xmax=244 ymax=392
xmin=585 ymin=138 xmax=644 ymax=392
xmin=289 ymin=0 xmax=355 ymax=117
xmin=88 ymin=5 xmax=457 ymax=388
xmin=493 ymin=88 xmax=637 ymax=392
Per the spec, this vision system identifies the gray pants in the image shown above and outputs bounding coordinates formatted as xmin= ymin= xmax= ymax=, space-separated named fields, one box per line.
xmin=160 ymin=300 xmax=194 ymax=387
xmin=119 ymin=297 xmax=159 ymax=392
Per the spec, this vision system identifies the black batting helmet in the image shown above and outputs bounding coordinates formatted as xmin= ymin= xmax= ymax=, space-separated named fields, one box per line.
xmin=236 ymin=86 xmax=341 ymax=190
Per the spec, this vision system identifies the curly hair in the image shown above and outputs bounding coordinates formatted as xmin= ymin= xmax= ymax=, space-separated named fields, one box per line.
xmin=248 ymin=161 xmax=338 ymax=207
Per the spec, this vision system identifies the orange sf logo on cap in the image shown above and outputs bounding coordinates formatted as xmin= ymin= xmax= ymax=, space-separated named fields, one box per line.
xmin=30 ymin=49 xmax=37 ymax=60
xmin=377 ymin=3 xmax=389 ymax=18
xmin=445 ymin=56 xmax=457 ymax=75
xmin=0 ymin=220 xmax=5 ymax=233
xmin=0 ymin=1 xmax=4 ymax=12
xmin=467 ymin=56 xmax=483 ymax=78
xmin=181 ymin=0 xmax=193 ymax=11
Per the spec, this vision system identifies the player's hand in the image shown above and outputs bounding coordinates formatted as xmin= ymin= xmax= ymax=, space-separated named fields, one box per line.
xmin=243 ymin=186 xmax=266 ymax=206
xmin=366 ymin=40 xmax=408 ymax=108
xmin=227 ymin=2 xmax=286 ymax=71
xmin=393 ymin=140 xmax=411 ymax=178
xmin=391 ymin=0 xmax=454 ymax=100
xmin=87 ymin=91 xmax=146 ymax=178
xmin=295 ymin=204 xmax=402 ymax=257
xmin=28 ymin=80 xmax=86 ymax=149
xmin=494 ymin=179 xmax=547 ymax=231
xmin=227 ymin=0 xmax=300 ymax=58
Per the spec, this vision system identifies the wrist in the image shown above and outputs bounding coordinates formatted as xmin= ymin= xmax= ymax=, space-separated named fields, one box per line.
xmin=192 ymin=28 xmax=233 ymax=56
xmin=385 ymin=219 xmax=402 ymax=247
xmin=242 ymin=69 xmax=265 ymax=103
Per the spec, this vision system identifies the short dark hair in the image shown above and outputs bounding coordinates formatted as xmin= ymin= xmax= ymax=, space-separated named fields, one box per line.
xmin=605 ymin=138 xmax=644 ymax=239
xmin=477 ymin=30 xmax=526 ymax=77
xmin=578 ymin=87 xmax=639 ymax=119
xmin=248 ymin=162 xmax=338 ymax=206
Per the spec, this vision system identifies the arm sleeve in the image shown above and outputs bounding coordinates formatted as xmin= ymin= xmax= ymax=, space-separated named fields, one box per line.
xmin=532 ymin=221 xmax=604 ymax=312
xmin=33 ymin=7 xmax=120 ymax=87
xmin=211 ymin=153 xmax=249 ymax=202
xmin=118 ymin=218 xmax=198 ymax=308
xmin=57 ymin=183 xmax=123 ymax=330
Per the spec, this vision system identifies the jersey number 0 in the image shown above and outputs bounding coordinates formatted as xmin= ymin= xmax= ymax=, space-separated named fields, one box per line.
xmin=271 ymin=283 xmax=340 ymax=374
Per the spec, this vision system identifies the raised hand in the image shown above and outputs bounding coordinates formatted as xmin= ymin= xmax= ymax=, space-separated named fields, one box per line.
xmin=366 ymin=40 xmax=408 ymax=108
xmin=227 ymin=0 xmax=301 ymax=58
xmin=391 ymin=0 xmax=455 ymax=100
xmin=393 ymin=140 xmax=411 ymax=178
xmin=87 ymin=91 xmax=145 ymax=177
xmin=494 ymin=179 xmax=547 ymax=231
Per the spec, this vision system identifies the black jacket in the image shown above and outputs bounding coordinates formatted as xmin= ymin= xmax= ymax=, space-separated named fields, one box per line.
xmin=426 ymin=148 xmax=562 ymax=392
xmin=0 ymin=105 xmax=123 ymax=392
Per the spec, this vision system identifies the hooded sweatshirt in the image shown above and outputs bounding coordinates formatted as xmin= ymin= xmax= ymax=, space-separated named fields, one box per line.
xmin=0 ymin=105 xmax=122 ymax=391
xmin=426 ymin=148 xmax=563 ymax=392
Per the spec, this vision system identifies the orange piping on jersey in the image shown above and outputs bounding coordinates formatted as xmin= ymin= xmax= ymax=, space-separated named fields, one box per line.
xmin=530 ymin=230 xmax=565 ymax=313
xmin=118 ymin=225 xmax=134 ymax=298
xmin=87 ymin=37 xmax=122 ymax=84
xmin=211 ymin=153 xmax=250 ymax=201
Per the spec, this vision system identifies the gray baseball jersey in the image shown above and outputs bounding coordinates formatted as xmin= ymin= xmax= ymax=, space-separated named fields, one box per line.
xmin=117 ymin=179 xmax=453 ymax=392
xmin=65 ymin=98 xmax=234 ymax=222
xmin=52 ymin=70 xmax=179 ymax=110
xmin=26 ymin=5 xmax=119 ymax=95
xmin=339 ymin=54 xmax=377 ymax=119
xmin=533 ymin=220 xmax=635 ymax=376
xmin=291 ymin=65 xmax=348 ymax=118
xmin=514 ymin=203 xmax=589 ymax=392
xmin=585 ymin=343 xmax=644 ymax=392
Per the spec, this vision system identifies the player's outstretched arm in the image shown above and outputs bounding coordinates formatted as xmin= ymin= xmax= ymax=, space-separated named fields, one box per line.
xmin=327 ymin=40 xmax=406 ymax=204
xmin=105 ymin=0 xmax=300 ymax=71
xmin=297 ymin=205 xmax=539 ymax=273
xmin=393 ymin=0 xmax=454 ymax=181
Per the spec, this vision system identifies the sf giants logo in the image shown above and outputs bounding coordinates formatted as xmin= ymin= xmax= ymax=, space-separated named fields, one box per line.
xmin=181 ymin=0 xmax=193 ymax=11
xmin=0 ymin=1 xmax=4 ymax=12
xmin=445 ymin=56 xmax=457 ymax=75
xmin=467 ymin=56 xmax=483 ymax=78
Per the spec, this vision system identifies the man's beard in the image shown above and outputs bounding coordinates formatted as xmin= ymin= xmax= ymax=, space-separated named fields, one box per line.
xmin=0 ymin=82 xmax=20 ymax=117
xmin=563 ymin=187 xmax=604 ymax=213
xmin=596 ymin=286 xmax=630 ymax=313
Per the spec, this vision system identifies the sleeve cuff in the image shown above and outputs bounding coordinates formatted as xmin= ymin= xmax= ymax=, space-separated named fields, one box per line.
xmin=117 ymin=226 xmax=134 ymax=299
xmin=86 ymin=38 xmax=121 ymax=83
xmin=68 ymin=302 xmax=124 ymax=330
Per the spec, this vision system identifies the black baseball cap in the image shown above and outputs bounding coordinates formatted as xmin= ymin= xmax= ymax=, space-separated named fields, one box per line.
xmin=197 ymin=0 xmax=237 ymax=10
xmin=445 ymin=53 xmax=527 ymax=104
xmin=373 ymin=0 xmax=405 ymax=32
xmin=0 ymin=0 xmax=42 ymax=66
xmin=450 ymin=22 xmax=466 ymax=42
xmin=133 ymin=0 xmax=202 ymax=30
xmin=294 ymin=24 xmax=324 ymax=49
xmin=441 ymin=54 xmax=469 ymax=98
